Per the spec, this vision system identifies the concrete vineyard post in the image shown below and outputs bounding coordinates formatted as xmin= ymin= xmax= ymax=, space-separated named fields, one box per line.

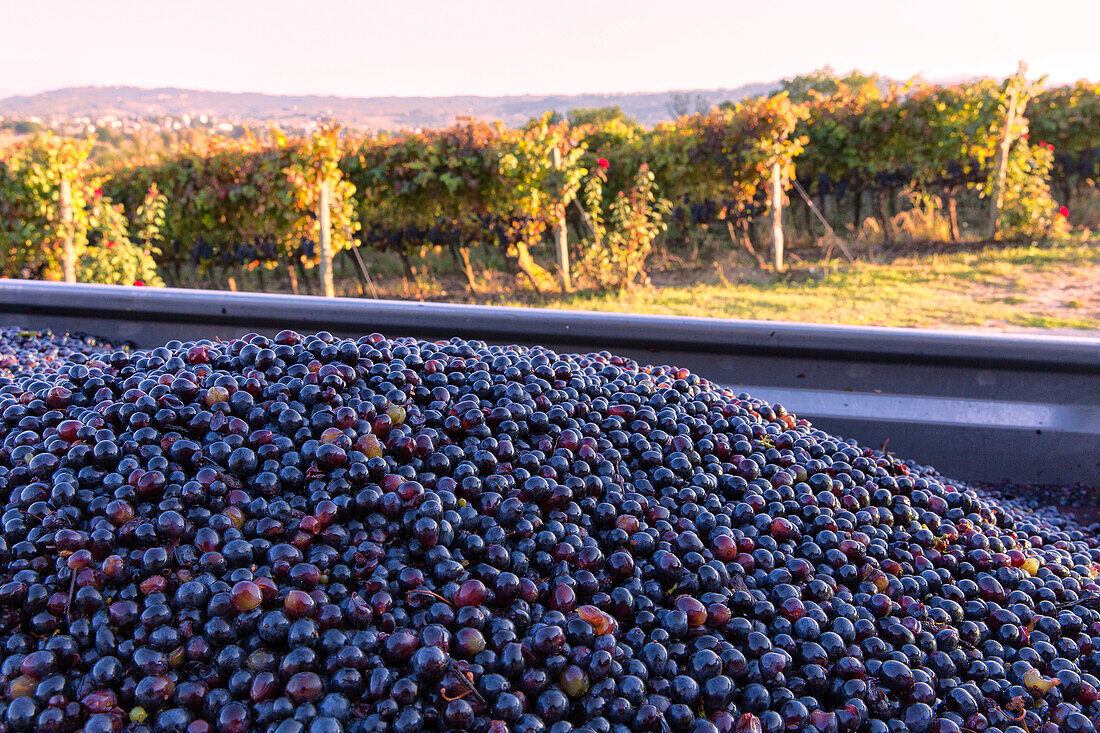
xmin=59 ymin=176 xmax=75 ymax=283
xmin=770 ymin=163 xmax=785 ymax=272
xmin=551 ymin=147 xmax=571 ymax=292
xmin=318 ymin=177 xmax=335 ymax=298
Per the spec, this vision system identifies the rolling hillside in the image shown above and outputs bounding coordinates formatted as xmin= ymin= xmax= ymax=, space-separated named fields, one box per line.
xmin=0 ymin=83 xmax=780 ymax=129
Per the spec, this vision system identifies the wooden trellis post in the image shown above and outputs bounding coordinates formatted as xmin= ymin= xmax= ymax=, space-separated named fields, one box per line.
xmin=551 ymin=147 xmax=571 ymax=291
xmin=770 ymin=163 xmax=785 ymax=272
xmin=59 ymin=176 xmax=75 ymax=283
xmin=318 ymin=176 xmax=335 ymax=298
xmin=987 ymin=62 xmax=1027 ymax=241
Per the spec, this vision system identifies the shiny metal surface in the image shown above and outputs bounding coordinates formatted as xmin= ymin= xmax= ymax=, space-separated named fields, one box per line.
xmin=2 ymin=281 xmax=1097 ymax=484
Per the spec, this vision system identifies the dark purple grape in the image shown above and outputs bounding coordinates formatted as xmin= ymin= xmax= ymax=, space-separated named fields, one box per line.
xmin=0 ymin=326 xmax=1098 ymax=733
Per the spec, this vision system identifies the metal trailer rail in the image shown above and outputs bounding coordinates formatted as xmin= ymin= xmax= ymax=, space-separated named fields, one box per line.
xmin=1 ymin=281 xmax=1097 ymax=485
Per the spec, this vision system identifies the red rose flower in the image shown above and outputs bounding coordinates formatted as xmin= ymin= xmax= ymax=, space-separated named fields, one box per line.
xmin=1020 ymin=133 xmax=1029 ymax=141
xmin=134 ymin=280 xmax=146 ymax=286
xmin=106 ymin=241 xmax=114 ymax=249
xmin=1058 ymin=206 xmax=1069 ymax=217
xmin=93 ymin=188 xmax=103 ymax=198
xmin=597 ymin=158 xmax=609 ymax=169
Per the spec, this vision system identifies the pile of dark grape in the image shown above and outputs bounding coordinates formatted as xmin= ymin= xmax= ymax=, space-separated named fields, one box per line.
xmin=977 ymin=482 xmax=1100 ymax=532
xmin=0 ymin=328 xmax=121 ymax=381
xmin=1 ymin=326 xmax=1099 ymax=733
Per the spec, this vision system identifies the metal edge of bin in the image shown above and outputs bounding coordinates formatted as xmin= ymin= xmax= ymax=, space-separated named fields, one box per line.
xmin=1 ymin=282 xmax=1098 ymax=484
xmin=1 ymin=281 xmax=1098 ymax=369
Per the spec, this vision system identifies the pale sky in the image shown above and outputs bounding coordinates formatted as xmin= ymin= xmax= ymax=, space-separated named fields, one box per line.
xmin=2 ymin=0 xmax=1098 ymax=98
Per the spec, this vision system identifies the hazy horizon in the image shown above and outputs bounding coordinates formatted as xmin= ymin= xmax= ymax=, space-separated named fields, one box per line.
xmin=0 ymin=81 xmax=780 ymax=102
xmin=3 ymin=0 xmax=1099 ymax=100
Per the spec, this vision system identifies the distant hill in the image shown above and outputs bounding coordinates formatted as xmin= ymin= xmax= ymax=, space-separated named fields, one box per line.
xmin=0 ymin=83 xmax=781 ymax=129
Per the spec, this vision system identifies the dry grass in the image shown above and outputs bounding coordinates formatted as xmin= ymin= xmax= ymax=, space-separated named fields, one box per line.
xmin=189 ymin=238 xmax=1100 ymax=334
xmin=483 ymin=239 xmax=1100 ymax=333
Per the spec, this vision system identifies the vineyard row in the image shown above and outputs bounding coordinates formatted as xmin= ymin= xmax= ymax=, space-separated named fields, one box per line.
xmin=1 ymin=71 xmax=1098 ymax=291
